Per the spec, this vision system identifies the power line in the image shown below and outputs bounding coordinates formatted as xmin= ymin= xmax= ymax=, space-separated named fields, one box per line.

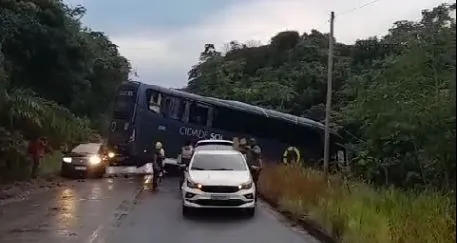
xmin=336 ymin=0 xmax=383 ymax=17
xmin=311 ymin=0 xmax=384 ymax=32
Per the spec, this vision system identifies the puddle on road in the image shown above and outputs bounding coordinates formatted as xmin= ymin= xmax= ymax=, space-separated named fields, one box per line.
xmin=1 ymin=175 xmax=149 ymax=243
xmin=8 ymin=227 xmax=79 ymax=239
xmin=9 ymin=227 xmax=48 ymax=233
xmin=52 ymin=188 xmax=77 ymax=228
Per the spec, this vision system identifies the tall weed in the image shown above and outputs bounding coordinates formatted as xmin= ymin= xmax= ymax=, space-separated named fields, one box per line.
xmin=258 ymin=164 xmax=456 ymax=243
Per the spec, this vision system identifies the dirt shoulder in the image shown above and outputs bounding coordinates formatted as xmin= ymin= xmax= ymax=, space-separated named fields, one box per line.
xmin=0 ymin=175 xmax=70 ymax=206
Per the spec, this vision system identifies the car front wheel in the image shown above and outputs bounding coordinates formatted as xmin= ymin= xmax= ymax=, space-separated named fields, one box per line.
xmin=245 ymin=207 xmax=255 ymax=218
xmin=60 ymin=169 xmax=70 ymax=178
xmin=94 ymin=170 xmax=105 ymax=178
xmin=60 ymin=166 xmax=74 ymax=178
xmin=182 ymin=205 xmax=192 ymax=217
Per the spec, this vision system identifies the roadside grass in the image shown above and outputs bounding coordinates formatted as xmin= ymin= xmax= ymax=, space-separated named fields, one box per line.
xmin=258 ymin=163 xmax=456 ymax=243
xmin=39 ymin=151 xmax=63 ymax=176
xmin=0 ymin=151 xmax=62 ymax=184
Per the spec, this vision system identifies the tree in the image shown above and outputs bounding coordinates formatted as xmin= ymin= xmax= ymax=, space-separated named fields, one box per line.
xmin=0 ymin=0 xmax=131 ymax=178
xmin=184 ymin=3 xmax=456 ymax=190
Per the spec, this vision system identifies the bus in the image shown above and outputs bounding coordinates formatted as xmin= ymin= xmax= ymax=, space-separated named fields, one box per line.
xmin=107 ymin=81 xmax=346 ymax=168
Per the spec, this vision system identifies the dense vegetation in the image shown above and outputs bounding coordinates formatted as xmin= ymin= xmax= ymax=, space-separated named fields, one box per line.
xmin=186 ymin=3 xmax=456 ymax=191
xmin=259 ymin=164 xmax=455 ymax=243
xmin=0 ymin=0 xmax=130 ymax=182
xmin=185 ymin=4 xmax=456 ymax=241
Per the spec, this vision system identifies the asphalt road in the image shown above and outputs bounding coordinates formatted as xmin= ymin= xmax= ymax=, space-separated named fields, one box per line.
xmin=0 ymin=175 xmax=319 ymax=243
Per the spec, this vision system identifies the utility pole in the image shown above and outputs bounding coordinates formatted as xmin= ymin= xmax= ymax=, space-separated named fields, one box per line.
xmin=323 ymin=11 xmax=335 ymax=180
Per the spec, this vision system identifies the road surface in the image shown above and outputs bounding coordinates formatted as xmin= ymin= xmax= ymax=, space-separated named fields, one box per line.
xmin=0 ymin=175 xmax=319 ymax=243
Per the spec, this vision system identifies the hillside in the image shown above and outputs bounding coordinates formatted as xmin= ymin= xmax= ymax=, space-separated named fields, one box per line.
xmin=186 ymin=3 xmax=456 ymax=190
xmin=0 ymin=0 xmax=130 ymax=181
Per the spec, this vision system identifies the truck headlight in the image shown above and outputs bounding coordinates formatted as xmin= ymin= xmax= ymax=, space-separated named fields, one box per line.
xmin=108 ymin=152 xmax=115 ymax=158
xmin=89 ymin=155 xmax=101 ymax=165
xmin=63 ymin=157 xmax=72 ymax=163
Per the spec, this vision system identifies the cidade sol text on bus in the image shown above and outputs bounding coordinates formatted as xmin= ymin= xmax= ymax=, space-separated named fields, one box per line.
xmin=179 ymin=126 xmax=223 ymax=140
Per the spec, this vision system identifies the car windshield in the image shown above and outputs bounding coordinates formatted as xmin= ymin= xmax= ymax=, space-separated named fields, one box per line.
xmin=197 ymin=141 xmax=233 ymax=146
xmin=71 ymin=143 xmax=100 ymax=154
xmin=194 ymin=144 xmax=234 ymax=151
xmin=190 ymin=153 xmax=247 ymax=171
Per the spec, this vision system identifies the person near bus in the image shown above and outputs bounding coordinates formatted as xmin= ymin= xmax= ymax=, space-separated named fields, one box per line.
xmin=238 ymin=137 xmax=249 ymax=158
xmin=152 ymin=141 xmax=165 ymax=187
xmin=246 ymin=138 xmax=262 ymax=189
xmin=178 ymin=140 xmax=194 ymax=188
xmin=27 ymin=136 xmax=51 ymax=179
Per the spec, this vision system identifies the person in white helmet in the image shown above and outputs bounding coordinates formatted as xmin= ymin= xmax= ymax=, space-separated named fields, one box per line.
xmin=152 ymin=141 xmax=165 ymax=188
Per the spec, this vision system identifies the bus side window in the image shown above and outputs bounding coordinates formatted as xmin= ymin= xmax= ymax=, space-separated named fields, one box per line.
xmin=212 ymin=107 xmax=267 ymax=137
xmin=146 ymin=89 xmax=162 ymax=113
xmin=213 ymin=108 xmax=242 ymax=132
xmin=243 ymin=113 xmax=268 ymax=138
xmin=163 ymin=96 xmax=186 ymax=121
xmin=188 ymin=102 xmax=212 ymax=126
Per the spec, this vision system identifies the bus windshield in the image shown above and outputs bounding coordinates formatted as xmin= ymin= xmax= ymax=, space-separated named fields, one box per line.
xmin=114 ymin=89 xmax=136 ymax=111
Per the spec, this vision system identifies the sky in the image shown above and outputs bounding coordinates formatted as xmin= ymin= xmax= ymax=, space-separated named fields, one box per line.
xmin=65 ymin=0 xmax=450 ymax=88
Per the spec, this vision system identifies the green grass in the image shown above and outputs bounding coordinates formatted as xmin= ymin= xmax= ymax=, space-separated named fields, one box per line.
xmin=258 ymin=164 xmax=456 ymax=243
xmin=0 ymin=151 xmax=63 ymax=184
xmin=39 ymin=151 xmax=63 ymax=176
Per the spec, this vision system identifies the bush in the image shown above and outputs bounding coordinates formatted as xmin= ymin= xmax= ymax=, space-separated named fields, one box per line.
xmin=0 ymin=150 xmax=63 ymax=184
xmin=258 ymin=164 xmax=456 ymax=243
xmin=39 ymin=151 xmax=63 ymax=176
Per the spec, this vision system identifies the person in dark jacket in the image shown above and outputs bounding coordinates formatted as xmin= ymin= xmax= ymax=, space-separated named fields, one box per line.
xmin=238 ymin=137 xmax=249 ymax=158
xmin=246 ymin=138 xmax=262 ymax=188
xmin=178 ymin=140 xmax=194 ymax=188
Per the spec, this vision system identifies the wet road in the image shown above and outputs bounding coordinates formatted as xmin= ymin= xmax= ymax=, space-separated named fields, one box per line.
xmin=0 ymin=176 xmax=319 ymax=243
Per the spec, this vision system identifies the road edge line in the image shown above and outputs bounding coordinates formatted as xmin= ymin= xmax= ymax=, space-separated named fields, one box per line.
xmin=0 ymin=177 xmax=77 ymax=207
xmin=258 ymin=193 xmax=337 ymax=243
xmin=86 ymin=185 xmax=144 ymax=243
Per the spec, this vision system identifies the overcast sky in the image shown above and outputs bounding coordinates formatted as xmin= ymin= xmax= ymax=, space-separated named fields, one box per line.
xmin=65 ymin=0 xmax=449 ymax=88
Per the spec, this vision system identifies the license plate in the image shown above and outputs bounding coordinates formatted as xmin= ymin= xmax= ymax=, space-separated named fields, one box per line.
xmin=210 ymin=195 xmax=229 ymax=200
xmin=74 ymin=166 xmax=87 ymax=171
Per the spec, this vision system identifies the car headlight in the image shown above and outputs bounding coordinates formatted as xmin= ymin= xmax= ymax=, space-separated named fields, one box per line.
xmin=186 ymin=179 xmax=202 ymax=189
xmin=238 ymin=181 xmax=253 ymax=190
xmin=108 ymin=152 xmax=115 ymax=158
xmin=62 ymin=157 xmax=72 ymax=163
xmin=89 ymin=155 xmax=101 ymax=165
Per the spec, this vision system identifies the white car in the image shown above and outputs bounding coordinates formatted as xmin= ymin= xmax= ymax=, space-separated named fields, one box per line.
xmin=181 ymin=149 xmax=256 ymax=217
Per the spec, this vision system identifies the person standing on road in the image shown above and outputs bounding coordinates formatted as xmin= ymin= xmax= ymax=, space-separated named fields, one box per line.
xmin=238 ymin=138 xmax=249 ymax=159
xmin=27 ymin=136 xmax=50 ymax=179
xmin=152 ymin=141 xmax=166 ymax=189
xmin=178 ymin=140 xmax=194 ymax=188
xmin=154 ymin=141 xmax=166 ymax=173
xmin=179 ymin=140 xmax=194 ymax=167
xmin=246 ymin=138 xmax=263 ymax=189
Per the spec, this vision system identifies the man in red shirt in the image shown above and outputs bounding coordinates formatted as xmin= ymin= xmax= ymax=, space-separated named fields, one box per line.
xmin=28 ymin=136 xmax=49 ymax=178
